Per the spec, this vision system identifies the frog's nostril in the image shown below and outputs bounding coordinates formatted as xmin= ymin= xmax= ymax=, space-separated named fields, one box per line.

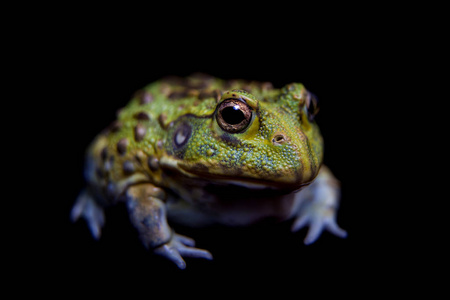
xmin=272 ymin=134 xmax=287 ymax=146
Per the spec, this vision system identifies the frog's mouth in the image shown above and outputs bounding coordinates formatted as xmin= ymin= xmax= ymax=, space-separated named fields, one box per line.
xmin=159 ymin=157 xmax=313 ymax=191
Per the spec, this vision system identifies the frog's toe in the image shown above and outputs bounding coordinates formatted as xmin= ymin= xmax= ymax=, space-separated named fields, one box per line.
xmin=175 ymin=241 xmax=213 ymax=260
xmin=291 ymin=212 xmax=347 ymax=245
xmin=173 ymin=233 xmax=196 ymax=247
xmin=154 ymin=244 xmax=187 ymax=269
xmin=154 ymin=234 xmax=213 ymax=269
xmin=71 ymin=189 xmax=105 ymax=240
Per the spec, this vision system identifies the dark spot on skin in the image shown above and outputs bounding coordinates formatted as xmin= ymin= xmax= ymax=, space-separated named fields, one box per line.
xmin=134 ymin=112 xmax=150 ymax=120
xmin=111 ymin=121 xmax=122 ymax=132
xmin=220 ymin=133 xmax=240 ymax=145
xmin=134 ymin=124 xmax=146 ymax=142
xmin=134 ymin=154 xmax=142 ymax=165
xmin=190 ymin=163 xmax=210 ymax=174
xmin=168 ymin=90 xmax=188 ymax=100
xmin=218 ymin=163 xmax=244 ymax=176
xmin=147 ymin=155 xmax=159 ymax=171
xmin=104 ymin=121 xmax=121 ymax=134
xmin=117 ymin=138 xmax=128 ymax=156
xmin=136 ymin=90 xmax=153 ymax=105
xmin=123 ymin=160 xmax=135 ymax=175
xmin=158 ymin=113 xmax=167 ymax=128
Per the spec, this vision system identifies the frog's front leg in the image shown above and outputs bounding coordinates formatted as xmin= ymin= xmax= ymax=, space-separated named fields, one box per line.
xmin=125 ymin=183 xmax=212 ymax=269
xmin=291 ymin=166 xmax=347 ymax=244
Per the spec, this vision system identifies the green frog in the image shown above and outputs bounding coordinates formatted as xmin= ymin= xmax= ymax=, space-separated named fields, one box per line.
xmin=71 ymin=73 xmax=347 ymax=269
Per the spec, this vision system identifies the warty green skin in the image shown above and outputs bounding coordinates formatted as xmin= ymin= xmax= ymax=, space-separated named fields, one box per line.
xmin=72 ymin=74 xmax=346 ymax=269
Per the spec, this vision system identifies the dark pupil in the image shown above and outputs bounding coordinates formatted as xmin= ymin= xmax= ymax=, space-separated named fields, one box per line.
xmin=221 ymin=106 xmax=245 ymax=125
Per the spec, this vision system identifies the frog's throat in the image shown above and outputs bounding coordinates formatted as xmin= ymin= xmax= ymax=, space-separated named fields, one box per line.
xmin=158 ymin=156 xmax=313 ymax=191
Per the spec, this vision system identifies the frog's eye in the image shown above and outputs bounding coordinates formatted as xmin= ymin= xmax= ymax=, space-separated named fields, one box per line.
xmin=216 ymin=99 xmax=252 ymax=133
xmin=305 ymin=92 xmax=319 ymax=121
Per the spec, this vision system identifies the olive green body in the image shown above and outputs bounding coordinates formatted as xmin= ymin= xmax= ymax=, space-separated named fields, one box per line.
xmin=73 ymin=74 xmax=346 ymax=269
xmin=86 ymin=74 xmax=323 ymax=202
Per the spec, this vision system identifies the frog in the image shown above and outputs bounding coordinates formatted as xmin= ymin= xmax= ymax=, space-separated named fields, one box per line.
xmin=71 ymin=73 xmax=347 ymax=269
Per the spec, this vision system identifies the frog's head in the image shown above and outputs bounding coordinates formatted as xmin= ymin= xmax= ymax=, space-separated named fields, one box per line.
xmin=162 ymin=83 xmax=323 ymax=191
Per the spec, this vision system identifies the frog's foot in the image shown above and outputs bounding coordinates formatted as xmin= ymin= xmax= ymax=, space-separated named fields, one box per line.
xmin=290 ymin=166 xmax=347 ymax=245
xmin=126 ymin=183 xmax=212 ymax=269
xmin=71 ymin=189 xmax=105 ymax=240
xmin=154 ymin=233 xmax=213 ymax=269
xmin=291 ymin=205 xmax=347 ymax=245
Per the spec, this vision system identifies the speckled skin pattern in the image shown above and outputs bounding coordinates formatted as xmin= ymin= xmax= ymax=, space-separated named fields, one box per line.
xmin=72 ymin=74 xmax=346 ymax=269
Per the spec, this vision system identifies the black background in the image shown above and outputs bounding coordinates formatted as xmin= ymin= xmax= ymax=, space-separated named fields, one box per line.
xmin=20 ymin=14 xmax=416 ymax=294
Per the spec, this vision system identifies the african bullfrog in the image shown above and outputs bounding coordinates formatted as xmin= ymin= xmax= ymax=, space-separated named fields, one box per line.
xmin=71 ymin=74 xmax=347 ymax=269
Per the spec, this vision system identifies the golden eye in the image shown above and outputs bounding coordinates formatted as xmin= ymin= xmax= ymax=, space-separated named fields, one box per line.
xmin=216 ymin=99 xmax=252 ymax=133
